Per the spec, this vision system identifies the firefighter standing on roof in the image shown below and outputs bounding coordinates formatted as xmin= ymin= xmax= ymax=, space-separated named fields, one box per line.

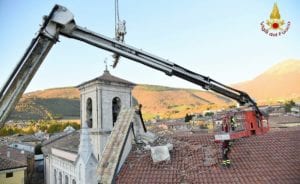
xmin=222 ymin=140 xmax=230 ymax=167
xmin=221 ymin=116 xmax=231 ymax=167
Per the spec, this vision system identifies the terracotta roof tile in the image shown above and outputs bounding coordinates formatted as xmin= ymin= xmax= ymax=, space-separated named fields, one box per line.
xmin=116 ymin=128 xmax=300 ymax=183
xmin=0 ymin=144 xmax=33 ymax=165
xmin=0 ymin=157 xmax=27 ymax=171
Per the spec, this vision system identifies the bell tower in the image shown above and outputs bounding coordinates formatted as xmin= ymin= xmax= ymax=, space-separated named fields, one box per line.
xmin=77 ymin=68 xmax=135 ymax=160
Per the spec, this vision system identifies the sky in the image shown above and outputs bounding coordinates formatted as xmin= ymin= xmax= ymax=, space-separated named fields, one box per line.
xmin=0 ymin=0 xmax=299 ymax=92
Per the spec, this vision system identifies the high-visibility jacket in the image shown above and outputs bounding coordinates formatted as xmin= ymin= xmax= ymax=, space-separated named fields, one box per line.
xmin=230 ymin=117 xmax=237 ymax=127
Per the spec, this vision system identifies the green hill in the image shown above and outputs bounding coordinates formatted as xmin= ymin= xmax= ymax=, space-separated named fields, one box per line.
xmin=9 ymin=85 xmax=232 ymax=121
xmin=10 ymin=97 xmax=80 ymax=120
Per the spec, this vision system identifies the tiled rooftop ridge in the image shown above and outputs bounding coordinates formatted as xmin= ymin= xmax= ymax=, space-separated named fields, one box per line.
xmin=0 ymin=157 xmax=27 ymax=171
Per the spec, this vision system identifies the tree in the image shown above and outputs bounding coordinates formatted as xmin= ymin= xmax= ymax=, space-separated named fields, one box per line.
xmin=0 ymin=128 xmax=9 ymax=136
xmin=229 ymin=105 xmax=237 ymax=109
xmin=25 ymin=127 xmax=35 ymax=134
xmin=47 ymin=123 xmax=63 ymax=133
xmin=200 ymin=124 xmax=208 ymax=129
xmin=0 ymin=127 xmax=16 ymax=136
xmin=39 ymin=124 xmax=48 ymax=132
xmin=284 ymin=100 xmax=296 ymax=113
xmin=204 ymin=112 xmax=214 ymax=117
xmin=67 ymin=122 xmax=80 ymax=130
xmin=184 ymin=114 xmax=194 ymax=122
xmin=35 ymin=144 xmax=43 ymax=154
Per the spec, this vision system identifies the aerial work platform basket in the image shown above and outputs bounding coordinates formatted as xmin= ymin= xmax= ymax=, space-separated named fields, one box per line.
xmin=214 ymin=110 xmax=269 ymax=141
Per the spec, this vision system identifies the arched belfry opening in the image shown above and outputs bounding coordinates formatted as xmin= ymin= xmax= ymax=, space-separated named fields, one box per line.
xmin=86 ymin=98 xmax=93 ymax=128
xmin=112 ymin=97 xmax=121 ymax=126
xmin=77 ymin=67 xmax=135 ymax=162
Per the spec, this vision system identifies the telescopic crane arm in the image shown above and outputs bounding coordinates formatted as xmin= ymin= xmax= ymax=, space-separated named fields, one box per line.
xmin=0 ymin=5 xmax=262 ymax=128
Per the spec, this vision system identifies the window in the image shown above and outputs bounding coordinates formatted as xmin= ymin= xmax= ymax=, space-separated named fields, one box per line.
xmin=59 ymin=172 xmax=62 ymax=184
xmin=79 ymin=164 xmax=81 ymax=181
xmin=54 ymin=169 xmax=57 ymax=184
xmin=65 ymin=175 xmax=69 ymax=184
xmin=86 ymin=98 xmax=93 ymax=128
xmin=72 ymin=179 xmax=76 ymax=184
xmin=6 ymin=172 xmax=13 ymax=178
xmin=112 ymin=97 xmax=121 ymax=126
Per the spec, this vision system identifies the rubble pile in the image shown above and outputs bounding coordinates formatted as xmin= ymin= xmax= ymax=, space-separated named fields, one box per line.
xmin=147 ymin=143 xmax=173 ymax=163
xmin=202 ymin=145 xmax=219 ymax=166
xmin=133 ymin=128 xmax=220 ymax=168
xmin=172 ymin=136 xmax=220 ymax=170
xmin=152 ymin=134 xmax=173 ymax=146
xmin=137 ymin=131 xmax=175 ymax=163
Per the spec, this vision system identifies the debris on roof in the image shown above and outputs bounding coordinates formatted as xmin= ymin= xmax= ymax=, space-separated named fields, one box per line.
xmin=116 ymin=127 xmax=300 ymax=183
xmin=140 ymin=132 xmax=157 ymax=144
xmin=203 ymin=145 xmax=218 ymax=167
xmin=147 ymin=143 xmax=173 ymax=163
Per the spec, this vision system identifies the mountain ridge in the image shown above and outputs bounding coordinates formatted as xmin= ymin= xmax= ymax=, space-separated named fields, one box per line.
xmin=233 ymin=59 xmax=300 ymax=102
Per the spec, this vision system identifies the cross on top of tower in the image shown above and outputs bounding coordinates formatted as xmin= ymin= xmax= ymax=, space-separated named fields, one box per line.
xmin=104 ymin=58 xmax=109 ymax=72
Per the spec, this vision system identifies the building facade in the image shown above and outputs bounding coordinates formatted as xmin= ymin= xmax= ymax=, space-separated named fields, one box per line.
xmin=77 ymin=69 xmax=135 ymax=161
xmin=43 ymin=70 xmax=136 ymax=184
xmin=0 ymin=157 xmax=27 ymax=184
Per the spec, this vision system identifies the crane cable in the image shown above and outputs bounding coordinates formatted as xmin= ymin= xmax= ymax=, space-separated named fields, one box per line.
xmin=115 ymin=0 xmax=120 ymax=38
xmin=112 ymin=0 xmax=126 ymax=68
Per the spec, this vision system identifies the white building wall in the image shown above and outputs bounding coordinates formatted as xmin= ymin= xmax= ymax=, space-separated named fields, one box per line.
xmin=44 ymin=156 xmax=50 ymax=184
xmin=97 ymin=133 xmax=110 ymax=161
xmin=79 ymin=85 xmax=98 ymax=129
xmin=79 ymin=82 xmax=133 ymax=130
xmin=78 ymin=81 xmax=133 ymax=161
xmin=10 ymin=143 xmax=34 ymax=153
xmin=49 ymin=155 xmax=77 ymax=184
xmin=75 ymin=156 xmax=97 ymax=184
xmin=101 ymin=85 xmax=132 ymax=130
xmin=45 ymin=73 xmax=136 ymax=184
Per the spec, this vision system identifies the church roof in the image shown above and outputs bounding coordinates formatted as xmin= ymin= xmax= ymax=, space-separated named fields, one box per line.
xmin=42 ymin=131 xmax=80 ymax=156
xmin=77 ymin=70 xmax=135 ymax=88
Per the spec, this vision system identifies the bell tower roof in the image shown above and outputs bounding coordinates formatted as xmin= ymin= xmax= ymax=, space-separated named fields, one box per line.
xmin=77 ymin=69 xmax=135 ymax=88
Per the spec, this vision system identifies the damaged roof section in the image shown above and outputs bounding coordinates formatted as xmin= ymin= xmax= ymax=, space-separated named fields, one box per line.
xmin=116 ymin=127 xmax=300 ymax=183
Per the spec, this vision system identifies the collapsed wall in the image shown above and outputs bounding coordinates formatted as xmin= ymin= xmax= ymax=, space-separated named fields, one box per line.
xmin=97 ymin=107 xmax=147 ymax=183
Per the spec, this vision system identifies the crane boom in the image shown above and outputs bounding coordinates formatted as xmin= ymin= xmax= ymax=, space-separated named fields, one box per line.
xmin=0 ymin=5 xmax=262 ymax=128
